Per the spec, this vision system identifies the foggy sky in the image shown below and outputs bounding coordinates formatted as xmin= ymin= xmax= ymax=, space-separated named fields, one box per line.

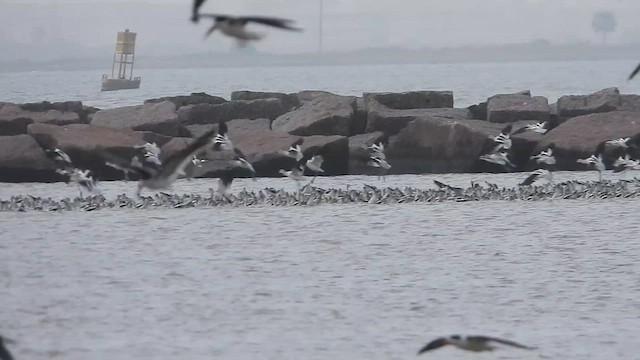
xmin=1 ymin=0 xmax=640 ymax=62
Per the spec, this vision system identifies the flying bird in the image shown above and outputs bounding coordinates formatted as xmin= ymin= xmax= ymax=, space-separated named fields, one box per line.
xmin=191 ymin=0 xmax=207 ymax=22
xmin=213 ymin=121 xmax=234 ymax=151
xmin=99 ymin=129 xmax=218 ymax=195
xmin=199 ymin=14 xmax=302 ymax=45
xmin=279 ymin=138 xmax=304 ymax=161
xmin=0 ymin=334 xmax=15 ymax=360
xmin=629 ymin=62 xmax=640 ymax=81
xmin=520 ymin=168 xmax=553 ymax=185
xmin=45 ymin=148 xmax=99 ymax=196
xmin=577 ymin=141 xmax=606 ymax=181
xmin=531 ymin=143 xmax=556 ymax=167
xmin=490 ymin=124 xmax=513 ymax=152
xmin=479 ymin=151 xmax=515 ymax=171
xmin=417 ymin=335 xmax=536 ymax=354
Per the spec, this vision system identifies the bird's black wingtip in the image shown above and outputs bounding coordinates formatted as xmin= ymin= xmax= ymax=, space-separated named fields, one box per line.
xmin=417 ymin=338 xmax=448 ymax=355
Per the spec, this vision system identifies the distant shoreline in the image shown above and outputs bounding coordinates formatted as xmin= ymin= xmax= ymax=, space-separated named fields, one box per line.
xmin=1 ymin=41 xmax=639 ymax=73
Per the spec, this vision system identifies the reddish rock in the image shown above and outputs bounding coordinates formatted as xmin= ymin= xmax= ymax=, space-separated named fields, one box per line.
xmin=177 ymin=98 xmax=287 ymax=125
xmin=272 ymin=94 xmax=356 ymax=136
xmin=487 ymin=92 xmax=549 ymax=123
xmin=91 ymin=101 xmax=190 ymax=137
xmin=0 ymin=134 xmax=60 ymax=182
xmin=365 ymin=106 xmax=472 ymax=136
xmin=185 ymin=118 xmax=271 ymax=138
xmin=0 ymin=104 xmax=81 ymax=135
xmin=557 ymin=87 xmax=621 ymax=118
xmin=534 ymin=111 xmax=640 ymax=170
xmin=27 ymin=123 xmax=149 ymax=178
xmin=388 ymin=117 xmax=508 ymax=173
xmin=144 ymin=92 xmax=227 ymax=108
xmin=364 ymin=91 xmax=454 ymax=110
xmin=231 ymin=90 xmax=300 ymax=111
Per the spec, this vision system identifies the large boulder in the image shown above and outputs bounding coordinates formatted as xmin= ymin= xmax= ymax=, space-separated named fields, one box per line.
xmin=19 ymin=100 xmax=95 ymax=123
xmin=177 ymin=98 xmax=287 ymax=125
xmin=144 ymin=92 xmax=227 ymax=109
xmin=27 ymin=123 xmax=149 ymax=178
xmin=272 ymin=94 xmax=356 ymax=136
xmin=91 ymin=101 xmax=190 ymax=137
xmin=533 ymin=111 xmax=640 ymax=170
xmin=557 ymin=87 xmax=621 ymax=118
xmin=364 ymin=91 xmax=454 ymax=110
xmin=0 ymin=104 xmax=81 ymax=135
xmin=348 ymin=131 xmax=387 ymax=174
xmin=185 ymin=118 xmax=271 ymax=138
xmin=487 ymin=92 xmax=549 ymax=123
xmin=0 ymin=134 xmax=60 ymax=182
xmin=619 ymin=94 xmax=640 ymax=112
xmin=388 ymin=117 xmax=511 ymax=173
xmin=365 ymin=107 xmax=472 ymax=136
xmin=231 ymin=91 xmax=300 ymax=111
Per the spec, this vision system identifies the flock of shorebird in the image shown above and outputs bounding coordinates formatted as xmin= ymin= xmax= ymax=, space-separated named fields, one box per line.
xmin=478 ymin=120 xmax=640 ymax=184
xmin=5 ymin=1 xmax=640 ymax=358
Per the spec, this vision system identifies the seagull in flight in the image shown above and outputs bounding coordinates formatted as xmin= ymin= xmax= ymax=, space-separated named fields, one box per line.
xmin=100 ymin=129 xmax=218 ymax=195
xmin=479 ymin=151 xmax=515 ymax=171
xmin=198 ymin=13 xmax=302 ymax=46
xmin=531 ymin=143 xmax=556 ymax=167
xmin=417 ymin=335 xmax=536 ymax=354
xmin=490 ymin=124 xmax=513 ymax=152
xmin=0 ymin=334 xmax=15 ymax=360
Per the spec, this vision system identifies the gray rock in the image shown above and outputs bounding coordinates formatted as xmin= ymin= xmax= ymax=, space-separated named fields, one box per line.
xmin=231 ymin=91 xmax=300 ymax=111
xmin=351 ymin=97 xmax=368 ymax=136
xmin=91 ymin=101 xmax=190 ymax=137
xmin=177 ymin=98 xmax=287 ymax=125
xmin=467 ymin=101 xmax=487 ymax=120
xmin=619 ymin=94 xmax=640 ymax=112
xmin=294 ymin=90 xmax=340 ymax=103
xmin=272 ymin=95 xmax=356 ymax=136
xmin=364 ymin=91 xmax=454 ymax=109
xmin=0 ymin=134 xmax=60 ymax=182
xmin=365 ymin=106 xmax=472 ymax=136
xmin=27 ymin=123 xmax=149 ymax=178
xmin=185 ymin=118 xmax=271 ymax=138
xmin=388 ymin=117 xmax=507 ymax=173
xmin=0 ymin=104 xmax=81 ymax=135
xmin=557 ymin=87 xmax=621 ymax=118
xmin=144 ymin=92 xmax=227 ymax=109
xmin=487 ymin=92 xmax=549 ymax=123
xmin=534 ymin=111 xmax=640 ymax=170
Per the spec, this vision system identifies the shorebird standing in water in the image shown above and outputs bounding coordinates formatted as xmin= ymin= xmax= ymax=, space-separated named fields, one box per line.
xmin=198 ymin=13 xmax=302 ymax=46
xmin=0 ymin=334 xmax=15 ymax=360
xmin=417 ymin=335 xmax=536 ymax=354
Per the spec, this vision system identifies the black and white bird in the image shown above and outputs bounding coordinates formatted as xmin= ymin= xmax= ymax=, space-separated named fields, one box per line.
xmin=230 ymin=148 xmax=256 ymax=175
xmin=577 ymin=141 xmax=606 ymax=180
xmin=479 ymin=151 xmax=515 ymax=171
xmin=45 ymin=148 xmax=99 ymax=196
xmin=213 ymin=149 xmax=257 ymax=196
xmin=100 ymin=129 xmax=218 ymax=195
xmin=279 ymin=159 xmax=307 ymax=188
xmin=513 ymin=118 xmax=559 ymax=135
xmin=363 ymin=142 xmax=387 ymax=160
xmin=191 ymin=0 xmax=207 ymax=22
xmin=213 ymin=121 xmax=234 ymax=151
xmin=531 ymin=143 xmax=556 ymax=167
xmin=198 ymin=14 xmax=301 ymax=45
xmin=134 ymin=142 xmax=162 ymax=166
xmin=613 ymin=153 xmax=640 ymax=173
xmin=363 ymin=142 xmax=391 ymax=179
xmin=417 ymin=335 xmax=536 ymax=354
xmin=0 ymin=334 xmax=15 ymax=360
xmin=279 ymin=138 xmax=304 ymax=161
xmin=629 ymin=62 xmax=640 ymax=81
xmin=520 ymin=168 xmax=553 ymax=185
xmin=490 ymin=124 xmax=513 ymax=152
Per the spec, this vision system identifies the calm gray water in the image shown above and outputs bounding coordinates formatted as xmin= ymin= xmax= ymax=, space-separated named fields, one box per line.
xmin=2 ymin=60 xmax=640 ymax=108
xmin=1 ymin=172 xmax=640 ymax=359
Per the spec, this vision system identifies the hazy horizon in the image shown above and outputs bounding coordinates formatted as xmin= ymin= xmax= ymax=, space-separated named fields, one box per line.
xmin=1 ymin=0 xmax=640 ymax=62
